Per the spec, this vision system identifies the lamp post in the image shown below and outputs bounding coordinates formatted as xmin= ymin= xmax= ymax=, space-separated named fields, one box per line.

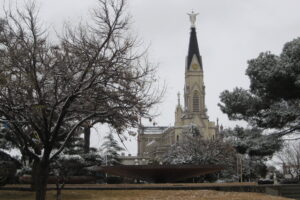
xmin=105 ymin=154 xmax=108 ymax=183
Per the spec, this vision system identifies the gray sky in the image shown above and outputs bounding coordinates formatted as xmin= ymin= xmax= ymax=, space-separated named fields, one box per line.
xmin=2 ymin=0 xmax=300 ymax=155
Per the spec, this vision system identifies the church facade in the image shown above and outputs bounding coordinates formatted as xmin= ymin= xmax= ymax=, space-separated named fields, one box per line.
xmin=137 ymin=13 xmax=218 ymax=162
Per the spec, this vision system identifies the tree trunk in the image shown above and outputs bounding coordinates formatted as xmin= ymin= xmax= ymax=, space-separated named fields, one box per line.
xmin=31 ymin=160 xmax=39 ymax=190
xmin=56 ymin=181 xmax=64 ymax=200
xmin=56 ymin=188 xmax=62 ymax=200
xmin=84 ymin=126 xmax=91 ymax=154
xmin=55 ymin=174 xmax=66 ymax=200
xmin=34 ymin=157 xmax=50 ymax=200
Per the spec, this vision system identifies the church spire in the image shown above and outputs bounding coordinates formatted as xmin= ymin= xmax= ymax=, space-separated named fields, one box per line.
xmin=177 ymin=92 xmax=181 ymax=106
xmin=186 ymin=11 xmax=202 ymax=70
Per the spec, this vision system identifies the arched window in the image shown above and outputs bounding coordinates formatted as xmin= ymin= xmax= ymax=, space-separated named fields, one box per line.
xmin=176 ymin=135 xmax=179 ymax=142
xmin=193 ymin=91 xmax=200 ymax=112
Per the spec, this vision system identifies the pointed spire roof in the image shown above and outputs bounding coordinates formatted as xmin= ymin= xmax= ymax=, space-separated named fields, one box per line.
xmin=187 ymin=27 xmax=202 ymax=70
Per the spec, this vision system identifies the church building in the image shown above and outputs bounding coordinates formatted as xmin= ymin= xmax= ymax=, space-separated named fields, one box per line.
xmin=136 ymin=12 xmax=218 ymax=162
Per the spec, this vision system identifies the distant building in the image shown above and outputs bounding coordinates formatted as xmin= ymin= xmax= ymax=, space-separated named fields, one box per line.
xmin=136 ymin=13 xmax=218 ymax=161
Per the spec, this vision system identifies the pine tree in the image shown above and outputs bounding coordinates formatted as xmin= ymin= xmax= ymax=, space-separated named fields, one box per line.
xmin=101 ymin=132 xmax=124 ymax=166
xmin=223 ymin=126 xmax=283 ymax=157
xmin=222 ymin=126 xmax=282 ymax=181
xmin=50 ymin=130 xmax=102 ymax=200
xmin=219 ymin=38 xmax=300 ymax=136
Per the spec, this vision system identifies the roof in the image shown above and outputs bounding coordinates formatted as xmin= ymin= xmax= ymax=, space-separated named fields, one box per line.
xmin=141 ymin=126 xmax=169 ymax=135
xmin=97 ymin=165 xmax=224 ymax=183
xmin=187 ymin=27 xmax=202 ymax=70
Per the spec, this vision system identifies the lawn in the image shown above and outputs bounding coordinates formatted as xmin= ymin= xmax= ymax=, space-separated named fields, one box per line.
xmin=0 ymin=190 xmax=294 ymax=200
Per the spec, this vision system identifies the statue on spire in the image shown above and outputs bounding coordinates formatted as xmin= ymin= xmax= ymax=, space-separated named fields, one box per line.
xmin=177 ymin=92 xmax=181 ymax=105
xmin=187 ymin=11 xmax=199 ymax=27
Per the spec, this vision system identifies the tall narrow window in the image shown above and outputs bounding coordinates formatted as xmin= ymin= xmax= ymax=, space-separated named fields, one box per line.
xmin=193 ymin=91 xmax=200 ymax=112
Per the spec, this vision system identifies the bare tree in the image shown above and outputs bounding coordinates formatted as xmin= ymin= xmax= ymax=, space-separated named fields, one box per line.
xmin=0 ymin=1 xmax=163 ymax=199
xmin=277 ymin=142 xmax=300 ymax=180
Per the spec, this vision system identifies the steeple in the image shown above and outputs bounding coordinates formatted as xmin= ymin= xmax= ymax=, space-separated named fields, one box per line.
xmin=186 ymin=12 xmax=202 ymax=70
xmin=184 ymin=12 xmax=206 ymax=117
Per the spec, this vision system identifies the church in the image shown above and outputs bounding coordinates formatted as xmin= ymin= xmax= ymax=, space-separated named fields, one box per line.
xmin=121 ymin=13 xmax=218 ymax=165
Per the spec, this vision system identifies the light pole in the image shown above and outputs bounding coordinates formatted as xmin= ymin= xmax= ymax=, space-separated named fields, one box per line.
xmin=105 ymin=154 xmax=108 ymax=183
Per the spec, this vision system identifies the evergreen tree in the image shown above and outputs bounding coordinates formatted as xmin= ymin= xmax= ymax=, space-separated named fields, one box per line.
xmin=219 ymin=38 xmax=300 ymax=136
xmin=222 ymin=126 xmax=283 ymax=181
xmin=162 ymin=136 xmax=235 ymax=166
xmin=162 ymin=134 xmax=236 ymax=182
xmin=50 ymin=130 xmax=102 ymax=200
xmin=218 ymin=38 xmax=300 ymax=180
xmin=101 ymin=132 xmax=124 ymax=166
xmin=223 ymin=126 xmax=283 ymax=157
xmin=50 ymin=129 xmax=102 ymax=178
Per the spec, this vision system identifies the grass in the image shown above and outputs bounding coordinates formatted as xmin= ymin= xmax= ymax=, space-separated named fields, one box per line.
xmin=0 ymin=190 xmax=294 ymax=200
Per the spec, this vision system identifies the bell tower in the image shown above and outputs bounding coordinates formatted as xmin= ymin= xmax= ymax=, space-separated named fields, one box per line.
xmin=184 ymin=11 xmax=207 ymax=119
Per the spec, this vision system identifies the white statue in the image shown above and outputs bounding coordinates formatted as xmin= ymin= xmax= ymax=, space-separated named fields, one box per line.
xmin=187 ymin=11 xmax=199 ymax=27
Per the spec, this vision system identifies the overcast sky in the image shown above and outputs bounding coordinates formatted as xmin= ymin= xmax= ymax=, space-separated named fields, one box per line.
xmin=1 ymin=0 xmax=300 ymax=155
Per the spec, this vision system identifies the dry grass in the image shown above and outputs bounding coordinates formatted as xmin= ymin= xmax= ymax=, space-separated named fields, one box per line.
xmin=3 ymin=182 xmax=258 ymax=189
xmin=0 ymin=190 xmax=294 ymax=200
